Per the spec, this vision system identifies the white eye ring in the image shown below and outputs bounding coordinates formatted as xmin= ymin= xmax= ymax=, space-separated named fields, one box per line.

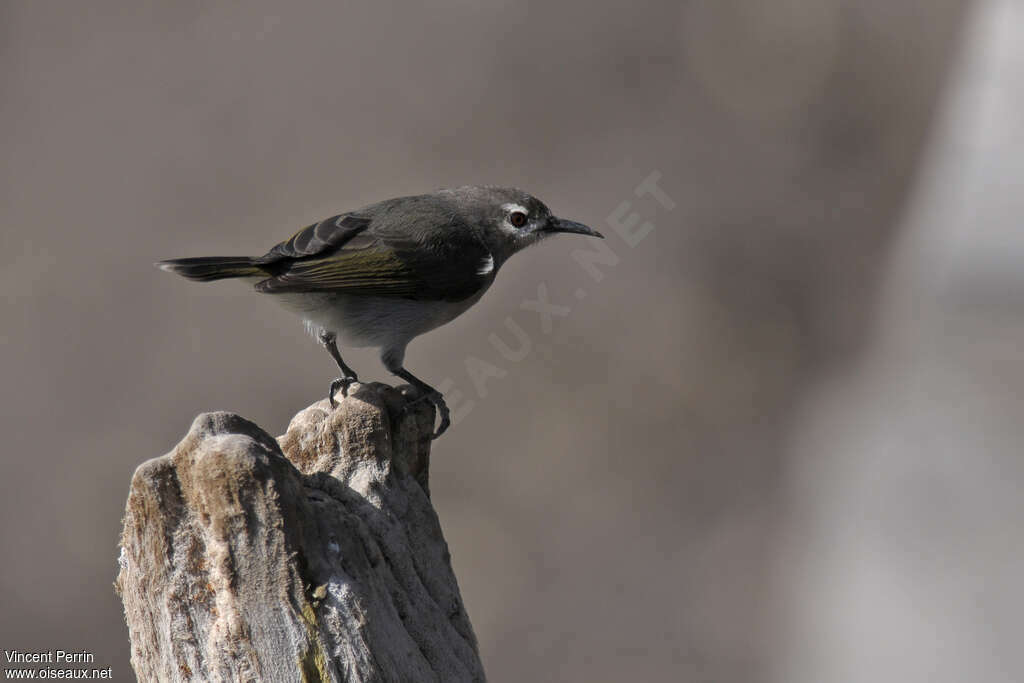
xmin=502 ymin=203 xmax=529 ymax=229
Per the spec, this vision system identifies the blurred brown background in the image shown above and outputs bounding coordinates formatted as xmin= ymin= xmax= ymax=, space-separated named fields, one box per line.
xmin=4 ymin=0 xmax=1023 ymax=681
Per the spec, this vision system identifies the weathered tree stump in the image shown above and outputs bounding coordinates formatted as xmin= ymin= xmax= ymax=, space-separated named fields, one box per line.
xmin=115 ymin=383 xmax=484 ymax=682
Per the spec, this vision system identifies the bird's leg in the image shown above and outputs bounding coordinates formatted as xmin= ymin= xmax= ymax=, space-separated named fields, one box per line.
xmin=381 ymin=347 xmax=449 ymax=438
xmin=318 ymin=330 xmax=359 ymax=407
xmin=391 ymin=367 xmax=451 ymax=439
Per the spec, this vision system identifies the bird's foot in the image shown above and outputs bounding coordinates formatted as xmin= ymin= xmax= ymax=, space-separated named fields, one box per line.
xmin=328 ymin=375 xmax=359 ymax=408
xmin=408 ymin=389 xmax=451 ymax=440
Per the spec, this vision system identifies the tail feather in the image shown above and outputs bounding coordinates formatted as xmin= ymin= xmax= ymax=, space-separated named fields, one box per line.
xmin=156 ymin=256 xmax=264 ymax=282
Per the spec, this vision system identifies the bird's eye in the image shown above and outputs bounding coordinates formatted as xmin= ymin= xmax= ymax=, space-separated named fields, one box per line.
xmin=509 ymin=211 xmax=528 ymax=228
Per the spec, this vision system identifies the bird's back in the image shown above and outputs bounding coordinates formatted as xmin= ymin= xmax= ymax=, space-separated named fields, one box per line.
xmin=253 ymin=193 xmax=493 ymax=303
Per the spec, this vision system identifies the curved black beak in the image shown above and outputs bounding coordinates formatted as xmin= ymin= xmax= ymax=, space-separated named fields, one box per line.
xmin=546 ymin=217 xmax=603 ymax=238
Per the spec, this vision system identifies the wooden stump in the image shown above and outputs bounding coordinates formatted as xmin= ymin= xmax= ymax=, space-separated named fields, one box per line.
xmin=115 ymin=383 xmax=484 ymax=682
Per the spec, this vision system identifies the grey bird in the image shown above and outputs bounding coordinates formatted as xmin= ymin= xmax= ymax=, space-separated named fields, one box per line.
xmin=157 ymin=185 xmax=603 ymax=438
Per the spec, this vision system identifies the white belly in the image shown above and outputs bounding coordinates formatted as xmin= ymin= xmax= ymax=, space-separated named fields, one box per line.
xmin=269 ymin=289 xmax=488 ymax=350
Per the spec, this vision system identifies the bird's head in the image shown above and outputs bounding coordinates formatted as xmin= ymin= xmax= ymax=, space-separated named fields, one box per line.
xmin=440 ymin=186 xmax=603 ymax=262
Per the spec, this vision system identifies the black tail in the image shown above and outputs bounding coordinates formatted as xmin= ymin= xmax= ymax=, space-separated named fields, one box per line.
xmin=156 ymin=256 xmax=265 ymax=282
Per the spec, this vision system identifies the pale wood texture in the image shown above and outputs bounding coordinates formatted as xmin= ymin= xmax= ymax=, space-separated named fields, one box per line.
xmin=115 ymin=383 xmax=484 ymax=682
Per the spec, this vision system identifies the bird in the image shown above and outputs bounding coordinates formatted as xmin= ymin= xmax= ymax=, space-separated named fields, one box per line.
xmin=157 ymin=185 xmax=603 ymax=438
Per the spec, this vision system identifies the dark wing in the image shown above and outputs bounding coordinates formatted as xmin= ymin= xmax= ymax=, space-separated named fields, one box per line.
xmin=255 ymin=225 xmax=493 ymax=302
xmin=255 ymin=213 xmax=372 ymax=264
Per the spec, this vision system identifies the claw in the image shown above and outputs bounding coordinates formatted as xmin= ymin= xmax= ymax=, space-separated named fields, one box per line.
xmin=409 ymin=389 xmax=451 ymax=439
xmin=328 ymin=376 xmax=359 ymax=408
xmin=431 ymin=394 xmax=451 ymax=439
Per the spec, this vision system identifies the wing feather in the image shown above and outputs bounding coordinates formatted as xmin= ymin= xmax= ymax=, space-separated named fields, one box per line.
xmin=256 ymin=214 xmax=371 ymax=263
xmin=252 ymin=198 xmax=492 ymax=302
xmin=255 ymin=234 xmax=492 ymax=301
